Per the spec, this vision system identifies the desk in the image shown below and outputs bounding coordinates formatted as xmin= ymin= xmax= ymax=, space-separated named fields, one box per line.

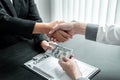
xmin=0 ymin=35 xmax=120 ymax=80
xmin=61 ymin=35 xmax=120 ymax=80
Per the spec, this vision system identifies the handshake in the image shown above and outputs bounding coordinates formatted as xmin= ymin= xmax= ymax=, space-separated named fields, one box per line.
xmin=33 ymin=21 xmax=86 ymax=42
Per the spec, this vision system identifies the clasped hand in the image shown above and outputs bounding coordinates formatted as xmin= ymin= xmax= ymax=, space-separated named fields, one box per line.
xmin=49 ymin=21 xmax=86 ymax=42
xmin=46 ymin=21 xmax=74 ymax=42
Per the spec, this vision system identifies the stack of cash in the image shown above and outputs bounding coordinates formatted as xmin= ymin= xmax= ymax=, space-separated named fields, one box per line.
xmin=45 ymin=43 xmax=73 ymax=59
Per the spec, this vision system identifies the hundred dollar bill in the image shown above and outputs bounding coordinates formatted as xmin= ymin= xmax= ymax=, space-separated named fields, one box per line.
xmin=45 ymin=43 xmax=73 ymax=59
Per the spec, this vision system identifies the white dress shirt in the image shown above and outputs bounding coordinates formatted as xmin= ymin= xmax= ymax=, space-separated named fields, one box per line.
xmin=85 ymin=24 xmax=120 ymax=45
xmin=96 ymin=24 xmax=120 ymax=45
xmin=10 ymin=0 xmax=13 ymax=4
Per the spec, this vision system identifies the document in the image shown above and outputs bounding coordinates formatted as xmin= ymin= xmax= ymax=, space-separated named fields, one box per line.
xmin=45 ymin=43 xmax=73 ymax=59
xmin=24 ymin=44 xmax=100 ymax=80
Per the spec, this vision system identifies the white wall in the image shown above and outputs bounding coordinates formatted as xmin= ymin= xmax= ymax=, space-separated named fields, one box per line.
xmin=35 ymin=0 xmax=51 ymax=22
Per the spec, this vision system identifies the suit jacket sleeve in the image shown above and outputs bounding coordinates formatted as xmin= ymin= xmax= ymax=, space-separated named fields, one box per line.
xmin=0 ymin=0 xmax=48 ymax=52
xmin=85 ymin=24 xmax=120 ymax=45
xmin=27 ymin=0 xmax=48 ymax=52
xmin=0 ymin=5 xmax=35 ymax=35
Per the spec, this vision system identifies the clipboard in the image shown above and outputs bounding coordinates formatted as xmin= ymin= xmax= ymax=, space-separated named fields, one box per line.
xmin=24 ymin=54 xmax=100 ymax=80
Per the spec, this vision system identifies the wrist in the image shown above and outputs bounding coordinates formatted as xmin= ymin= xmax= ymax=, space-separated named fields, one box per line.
xmin=73 ymin=22 xmax=86 ymax=35
xmin=72 ymin=71 xmax=82 ymax=80
xmin=33 ymin=22 xmax=48 ymax=34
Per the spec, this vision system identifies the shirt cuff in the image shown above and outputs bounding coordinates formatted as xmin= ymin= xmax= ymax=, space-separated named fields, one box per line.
xmin=85 ymin=24 xmax=99 ymax=41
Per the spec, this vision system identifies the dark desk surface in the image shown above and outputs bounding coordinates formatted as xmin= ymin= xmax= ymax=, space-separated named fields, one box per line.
xmin=0 ymin=35 xmax=120 ymax=80
xmin=61 ymin=35 xmax=120 ymax=80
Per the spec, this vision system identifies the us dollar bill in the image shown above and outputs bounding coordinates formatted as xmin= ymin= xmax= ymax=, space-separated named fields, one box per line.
xmin=45 ymin=43 xmax=73 ymax=59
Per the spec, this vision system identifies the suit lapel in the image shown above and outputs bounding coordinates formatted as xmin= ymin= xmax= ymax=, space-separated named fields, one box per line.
xmin=13 ymin=0 xmax=21 ymax=16
xmin=3 ymin=0 xmax=17 ymax=17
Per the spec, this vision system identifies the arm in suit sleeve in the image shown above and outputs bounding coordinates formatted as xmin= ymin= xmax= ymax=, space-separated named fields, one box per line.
xmin=85 ymin=24 xmax=120 ymax=45
xmin=0 ymin=2 xmax=35 ymax=35
xmin=27 ymin=0 xmax=48 ymax=52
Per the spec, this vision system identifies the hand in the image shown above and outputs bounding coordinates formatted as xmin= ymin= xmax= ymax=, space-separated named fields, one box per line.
xmin=40 ymin=41 xmax=55 ymax=51
xmin=41 ymin=21 xmax=60 ymax=37
xmin=33 ymin=21 xmax=61 ymax=36
xmin=46 ymin=21 xmax=72 ymax=42
xmin=50 ymin=30 xmax=72 ymax=42
xmin=59 ymin=55 xmax=82 ymax=80
xmin=33 ymin=21 xmax=72 ymax=42
xmin=49 ymin=22 xmax=86 ymax=36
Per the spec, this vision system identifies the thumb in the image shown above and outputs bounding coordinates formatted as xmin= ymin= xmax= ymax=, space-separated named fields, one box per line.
xmin=58 ymin=60 xmax=66 ymax=66
xmin=62 ymin=57 xmax=69 ymax=62
xmin=49 ymin=24 xmax=60 ymax=34
xmin=45 ymin=43 xmax=53 ymax=50
xmin=42 ymin=41 xmax=52 ymax=50
xmin=69 ymin=54 xmax=74 ymax=59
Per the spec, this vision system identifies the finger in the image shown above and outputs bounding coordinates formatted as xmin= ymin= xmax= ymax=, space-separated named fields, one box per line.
xmin=48 ymin=45 xmax=53 ymax=50
xmin=55 ymin=40 xmax=59 ymax=43
xmin=49 ymin=41 xmax=57 ymax=45
xmin=53 ymin=38 xmax=58 ymax=42
xmin=43 ymin=42 xmax=53 ymax=50
xmin=50 ymin=36 xmax=58 ymax=42
xmin=70 ymin=56 xmax=74 ymax=60
xmin=58 ymin=60 xmax=66 ymax=66
xmin=49 ymin=24 xmax=60 ymax=34
xmin=69 ymin=54 xmax=74 ymax=59
xmin=43 ymin=45 xmax=50 ymax=50
xmin=51 ymin=30 xmax=69 ymax=42
xmin=54 ymin=39 xmax=57 ymax=42
xmin=48 ymin=41 xmax=54 ymax=43
xmin=62 ymin=57 xmax=69 ymax=62
xmin=50 ymin=36 xmax=59 ymax=42
xmin=49 ymin=20 xmax=65 ymax=34
xmin=50 ymin=35 xmax=58 ymax=42
xmin=58 ymin=61 xmax=64 ymax=68
xmin=47 ymin=42 xmax=55 ymax=50
xmin=56 ymin=31 xmax=71 ymax=42
xmin=54 ymin=32 xmax=67 ymax=42
xmin=50 ymin=37 xmax=54 ymax=41
xmin=59 ymin=30 xmax=72 ymax=39
xmin=48 ymin=41 xmax=56 ymax=49
xmin=56 ymin=34 xmax=67 ymax=42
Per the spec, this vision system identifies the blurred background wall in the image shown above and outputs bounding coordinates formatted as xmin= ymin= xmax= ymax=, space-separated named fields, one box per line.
xmin=34 ymin=0 xmax=120 ymax=55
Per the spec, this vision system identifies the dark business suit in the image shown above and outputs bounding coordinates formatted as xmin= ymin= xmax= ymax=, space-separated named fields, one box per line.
xmin=0 ymin=0 xmax=48 ymax=51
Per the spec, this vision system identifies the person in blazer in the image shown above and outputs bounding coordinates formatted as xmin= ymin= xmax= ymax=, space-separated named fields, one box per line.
xmin=0 ymin=0 xmax=71 ymax=50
